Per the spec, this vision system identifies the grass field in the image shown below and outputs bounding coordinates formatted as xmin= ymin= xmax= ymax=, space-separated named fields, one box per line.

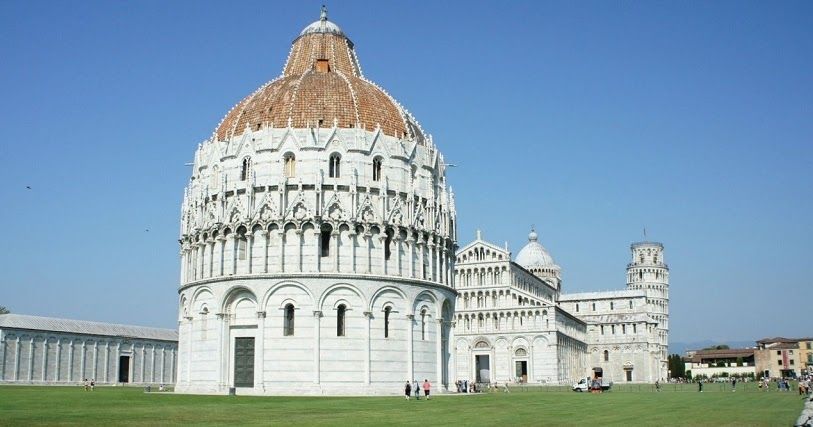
xmin=0 ymin=384 xmax=806 ymax=426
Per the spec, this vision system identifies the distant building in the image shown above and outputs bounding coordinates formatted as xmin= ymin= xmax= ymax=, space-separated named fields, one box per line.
xmin=755 ymin=337 xmax=813 ymax=378
xmin=682 ymin=348 xmax=755 ymax=378
xmin=0 ymin=314 xmax=177 ymax=385
xmin=454 ymin=229 xmax=669 ymax=384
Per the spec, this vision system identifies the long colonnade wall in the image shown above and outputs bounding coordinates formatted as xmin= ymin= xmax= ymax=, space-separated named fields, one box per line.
xmin=0 ymin=330 xmax=176 ymax=384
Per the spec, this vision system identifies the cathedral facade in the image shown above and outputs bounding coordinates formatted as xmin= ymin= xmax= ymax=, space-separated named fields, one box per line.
xmin=176 ymin=11 xmax=457 ymax=395
xmin=454 ymin=231 xmax=669 ymax=384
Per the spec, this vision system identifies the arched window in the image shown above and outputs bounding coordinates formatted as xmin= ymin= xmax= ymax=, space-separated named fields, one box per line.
xmin=284 ymin=153 xmax=296 ymax=178
xmin=610 ymin=301 xmax=614 ymax=310
xmin=592 ymin=303 xmax=596 ymax=311
xmin=384 ymin=306 xmax=391 ymax=338
xmin=236 ymin=234 xmax=248 ymax=260
xmin=421 ymin=309 xmax=427 ymax=340
xmin=629 ymin=300 xmax=633 ymax=309
xmin=284 ymin=304 xmax=295 ymax=336
xmin=329 ymin=153 xmax=341 ymax=178
xmin=337 ymin=304 xmax=346 ymax=336
xmin=240 ymin=157 xmax=251 ymax=181
xmin=320 ymin=224 xmax=332 ymax=257
xmin=372 ymin=157 xmax=383 ymax=181
xmin=384 ymin=228 xmax=393 ymax=261
xmin=575 ymin=303 xmax=580 ymax=313
xmin=604 ymin=350 xmax=609 ymax=362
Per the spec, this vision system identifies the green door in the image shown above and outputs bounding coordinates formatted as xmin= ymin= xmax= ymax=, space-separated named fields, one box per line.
xmin=234 ymin=337 xmax=255 ymax=388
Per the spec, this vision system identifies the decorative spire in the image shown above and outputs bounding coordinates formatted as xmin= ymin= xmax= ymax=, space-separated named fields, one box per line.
xmin=528 ymin=225 xmax=538 ymax=242
xmin=320 ymin=5 xmax=328 ymax=21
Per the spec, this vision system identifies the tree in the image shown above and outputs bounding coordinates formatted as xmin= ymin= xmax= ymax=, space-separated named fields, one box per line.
xmin=702 ymin=344 xmax=730 ymax=350
xmin=0 ymin=306 xmax=9 ymax=315
xmin=668 ymin=354 xmax=686 ymax=378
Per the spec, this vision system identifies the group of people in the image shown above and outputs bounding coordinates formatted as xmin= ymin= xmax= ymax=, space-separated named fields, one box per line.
xmin=404 ymin=379 xmax=432 ymax=400
xmin=82 ymin=379 xmax=95 ymax=391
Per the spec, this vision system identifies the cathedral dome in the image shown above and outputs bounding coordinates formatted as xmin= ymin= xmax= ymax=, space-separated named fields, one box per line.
xmin=214 ymin=10 xmax=424 ymax=142
xmin=515 ymin=228 xmax=557 ymax=269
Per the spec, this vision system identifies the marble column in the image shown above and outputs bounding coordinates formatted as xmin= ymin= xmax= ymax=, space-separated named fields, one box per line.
xmin=217 ymin=236 xmax=226 ymax=276
xmin=406 ymin=314 xmax=414 ymax=382
xmin=379 ymin=233 xmax=387 ymax=275
xmin=295 ymin=229 xmax=303 ymax=272
xmin=364 ymin=311 xmax=372 ymax=385
xmin=41 ymin=339 xmax=48 ymax=381
xmin=435 ymin=319 xmax=443 ymax=387
xmin=278 ymin=230 xmax=285 ymax=273
xmin=332 ymin=231 xmax=340 ymax=272
xmin=407 ymin=237 xmax=415 ymax=278
xmin=231 ymin=234 xmax=238 ymax=275
xmin=256 ymin=311 xmax=266 ymax=391
xmin=313 ymin=229 xmax=321 ymax=273
xmin=68 ymin=340 xmax=74 ymax=382
xmin=247 ymin=234 xmax=254 ymax=274
xmin=12 ymin=337 xmax=20 ymax=381
xmin=80 ymin=341 xmax=86 ymax=382
xmin=263 ymin=230 xmax=270 ymax=273
xmin=394 ymin=234 xmax=403 ymax=276
xmin=55 ymin=339 xmax=62 ymax=381
xmin=364 ymin=232 xmax=372 ymax=274
xmin=313 ymin=311 xmax=322 ymax=384
xmin=28 ymin=338 xmax=34 ymax=381
xmin=349 ymin=231 xmax=357 ymax=273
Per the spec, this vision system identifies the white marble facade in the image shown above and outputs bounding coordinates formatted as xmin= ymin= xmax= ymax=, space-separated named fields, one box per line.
xmin=0 ymin=314 xmax=177 ymax=385
xmin=455 ymin=232 xmax=669 ymax=385
xmin=176 ymin=13 xmax=458 ymax=395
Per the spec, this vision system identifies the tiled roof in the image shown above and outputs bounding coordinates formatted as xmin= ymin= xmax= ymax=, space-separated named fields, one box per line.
xmin=0 ymin=314 xmax=177 ymax=342
xmin=215 ymin=18 xmax=423 ymax=142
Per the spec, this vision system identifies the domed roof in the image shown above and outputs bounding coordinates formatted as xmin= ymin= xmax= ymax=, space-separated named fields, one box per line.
xmin=214 ymin=8 xmax=425 ymax=142
xmin=515 ymin=228 xmax=558 ymax=269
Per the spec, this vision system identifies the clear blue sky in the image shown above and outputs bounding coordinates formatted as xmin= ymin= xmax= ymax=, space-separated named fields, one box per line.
xmin=1 ymin=1 xmax=810 ymax=344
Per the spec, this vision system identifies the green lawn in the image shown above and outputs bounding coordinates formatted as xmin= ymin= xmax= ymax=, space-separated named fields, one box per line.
xmin=0 ymin=385 xmax=805 ymax=426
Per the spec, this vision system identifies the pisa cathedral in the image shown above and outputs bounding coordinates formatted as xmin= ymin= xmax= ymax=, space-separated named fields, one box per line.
xmin=175 ymin=10 xmax=669 ymax=395
xmin=454 ymin=230 xmax=669 ymax=385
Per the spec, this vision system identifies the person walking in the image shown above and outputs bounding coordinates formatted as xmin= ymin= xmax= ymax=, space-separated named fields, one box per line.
xmin=732 ymin=378 xmax=737 ymax=392
xmin=404 ymin=381 xmax=411 ymax=400
xmin=503 ymin=382 xmax=510 ymax=393
xmin=90 ymin=379 xmax=95 ymax=391
xmin=413 ymin=380 xmax=420 ymax=400
xmin=655 ymin=379 xmax=661 ymax=392
xmin=423 ymin=379 xmax=431 ymax=400
xmin=698 ymin=379 xmax=703 ymax=392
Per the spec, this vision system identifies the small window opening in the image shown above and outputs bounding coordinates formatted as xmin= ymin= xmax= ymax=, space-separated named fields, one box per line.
xmin=284 ymin=153 xmax=296 ymax=178
xmin=237 ymin=235 xmax=247 ymax=260
xmin=337 ymin=304 xmax=346 ymax=337
xmin=284 ymin=304 xmax=295 ymax=336
xmin=421 ymin=309 xmax=427 ymax=340
xmin=604 ymin=350 xmax=609 ymax=362
xmin=372 ymin=157 xmax=383 ymax=182
xmin=316 ymin=59 xmax=330 ymax=73
xmin=575 ymin=303 xmax=579 ymax=312
xmin=329 ymin=153 xmax=341 ymax=178
xmin=384 ymin=228 xmax=393 ymax=261
xmin=320 ymin=225 xmax=332 ymax=257
xmin=240 ymin=158 xmax=250 ymax=181
xmin=610 ymin=301 xmax=614 ymax=310
xmin=384 ymin=307 xmax=391 ymax=338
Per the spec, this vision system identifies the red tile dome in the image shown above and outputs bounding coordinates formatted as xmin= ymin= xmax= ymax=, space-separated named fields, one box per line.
xmin=215 ymin=13 xmax=424 ymax=142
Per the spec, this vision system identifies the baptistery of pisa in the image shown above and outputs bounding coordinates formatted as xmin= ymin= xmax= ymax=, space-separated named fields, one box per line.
xmin=175 ymin=10 xmax=458 ymax=395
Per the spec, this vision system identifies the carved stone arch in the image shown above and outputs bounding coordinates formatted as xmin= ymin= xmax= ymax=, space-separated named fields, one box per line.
xmin=368 ymin=285 xmax=408 ymax=313
xmin=220 ymin=285 xmax=258 ymax=314
xmin=262 ymin=280 xmax=316 ymax=311
xmin=473 ymin=337 xmax=492 ymax=349
xmin=190 ymin=287 xmax=215 ymax=313
xmin=318 ymin=283 xmax=368 ymax=312
xmin=412 ymin=289 xmax=438 ymax=316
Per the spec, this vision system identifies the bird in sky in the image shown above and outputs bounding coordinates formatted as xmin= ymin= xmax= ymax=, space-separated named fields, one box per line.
xmin=25 ymin=186 xmax=31 ymax=190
